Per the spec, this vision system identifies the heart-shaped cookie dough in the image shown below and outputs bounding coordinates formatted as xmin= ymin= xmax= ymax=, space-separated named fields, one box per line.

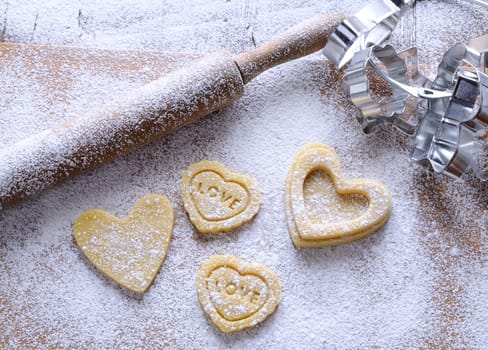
xmin=196 ymin=255 xmax=281 ymax=333
xmin=285 ymin=144 xmax=391 ymax=247
xmin=181 ymin=161 xmax=261 ymax=233
xmin=73 ymin=194 xmax=174 ymax=293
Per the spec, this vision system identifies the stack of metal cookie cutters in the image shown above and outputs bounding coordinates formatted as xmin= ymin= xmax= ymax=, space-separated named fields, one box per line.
xmin=323 ymin=0 xmax=488 ymax=179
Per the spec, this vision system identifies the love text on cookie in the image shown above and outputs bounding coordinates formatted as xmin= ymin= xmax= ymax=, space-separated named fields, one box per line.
xmin=196 ymin=255 xmax=281 ymax=333
xmin=181 ymin=161 xmax=261 ymax=233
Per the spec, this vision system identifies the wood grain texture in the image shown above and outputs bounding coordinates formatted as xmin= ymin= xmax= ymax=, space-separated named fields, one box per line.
xmin=0 ymin=1 xmax=487 ymax=348
xmin=0 ymin=13 xmax=344 ymax=209
xmin=234 ymin=13 xmax=344 ymax=84
xmin=401 ymin=3 xmax=488 ymax=349
xmin=0 ymin=44 xmax=243 ymax=209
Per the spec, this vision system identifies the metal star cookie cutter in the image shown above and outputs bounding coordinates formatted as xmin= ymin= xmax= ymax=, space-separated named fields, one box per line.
xmin=411 ymin=38 xmax=488 ymax=178
xmin=323 ymin=0 xmax=413 ymax=69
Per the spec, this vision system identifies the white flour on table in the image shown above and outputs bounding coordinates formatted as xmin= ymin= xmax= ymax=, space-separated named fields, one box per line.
xmin=0 ymin=0 xmax=487 ymax=348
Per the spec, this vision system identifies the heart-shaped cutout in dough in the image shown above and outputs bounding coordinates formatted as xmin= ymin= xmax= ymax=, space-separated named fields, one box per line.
xmin=196 ymin=255 xmax=281 ymax=333
xmin=73 ymin=194 xmax=174 ymax=293
xmin=181 ymin=161 xmax=261 ymax=233
xmin=285 ymin=144 xmax=391 ymax=247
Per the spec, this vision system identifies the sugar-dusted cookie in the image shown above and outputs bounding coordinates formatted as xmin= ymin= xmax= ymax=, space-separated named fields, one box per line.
xmin=196 ymin=255 xmax=281 ymax=333
xmin=73 ymin=194 xmax=174 ymax=293
xmin=285 ymin=143 xmax=392 ymax=247
xmin=180 ymin=161 xmax=261 ymax=233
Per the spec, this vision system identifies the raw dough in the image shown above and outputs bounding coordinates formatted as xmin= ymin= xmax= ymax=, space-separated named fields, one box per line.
xmin=180 ymin=160 xmax=261 ymax=233
xmin=285 ymin=143 xmax=392 ymax=247
xmin=73 ymin=194 xmax=174 ymax=293
xmin=196 ymin=255 xmax=281 ymax=333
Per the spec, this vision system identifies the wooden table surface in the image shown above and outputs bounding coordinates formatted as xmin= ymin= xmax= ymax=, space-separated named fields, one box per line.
xmin=0 ymin=1 xmax=487 ymax=348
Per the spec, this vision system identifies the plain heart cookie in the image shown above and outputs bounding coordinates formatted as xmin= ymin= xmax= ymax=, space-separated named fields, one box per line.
xmin=196 ymin=255 xmax=281 ymax=333
xmin=180 ymin=160 xmax=261 ymax=233
xmin=285 ymin=143 xmax=392 ymax=247
xmin=73 ymin=194 xmax=174 ymax=293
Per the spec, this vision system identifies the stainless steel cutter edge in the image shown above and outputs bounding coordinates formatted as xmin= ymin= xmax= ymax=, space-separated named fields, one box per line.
xmin=323 ymin=0 xmax=406 ymax=69
xmin=344 ymin=44 xmax=413 ymax=134
xmin=412 ymin=40 xmax=488 ymax=177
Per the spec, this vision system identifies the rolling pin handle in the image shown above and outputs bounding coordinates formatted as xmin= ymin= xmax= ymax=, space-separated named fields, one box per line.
xmin=234 ymin=13 xmax=344 ymax=84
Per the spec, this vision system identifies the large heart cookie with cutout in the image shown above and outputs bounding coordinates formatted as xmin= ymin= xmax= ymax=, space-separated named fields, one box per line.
xmin=196 ymin=255 xmax=281 ymax=333
xmin=285 ymin=143 xmax=392 ymax=247
xmin=181 ymin=161 xmax=261 ymax=233
xmin=73 ymin=194 xmax=174 ymax=293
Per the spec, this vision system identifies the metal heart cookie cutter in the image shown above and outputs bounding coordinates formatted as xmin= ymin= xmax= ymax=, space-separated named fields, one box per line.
xmin=343 ymin=44 xmax=440 ymax=134
xmin=324 ymin=0 xmax=488 ymax=180
xmin=323 ymin=0 xmax=413 ymax=69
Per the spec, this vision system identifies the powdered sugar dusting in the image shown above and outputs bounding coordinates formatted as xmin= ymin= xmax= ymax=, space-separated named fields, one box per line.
xmin=0 ymin=0 xmax=487 ymax=348
xmin=73 ymin=194 xmax=173 ymax=294
xmin=0 ymin=48 xmax=243 ymax=209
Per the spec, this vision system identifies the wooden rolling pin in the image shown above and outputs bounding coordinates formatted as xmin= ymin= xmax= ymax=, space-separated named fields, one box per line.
xmin=0 ymin=13 xmax=343 ymax=209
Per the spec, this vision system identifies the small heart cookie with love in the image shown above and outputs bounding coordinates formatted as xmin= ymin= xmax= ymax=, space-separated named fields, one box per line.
xmin=196 ymin=255 xmax=281 ymax=333
xmin=285 ymin=143 xmax=392 ymax=247
xmin=181 ymin=161 xmax=261 ymax=233
xmin=73 ymin=194 xmax=174 ymax=293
